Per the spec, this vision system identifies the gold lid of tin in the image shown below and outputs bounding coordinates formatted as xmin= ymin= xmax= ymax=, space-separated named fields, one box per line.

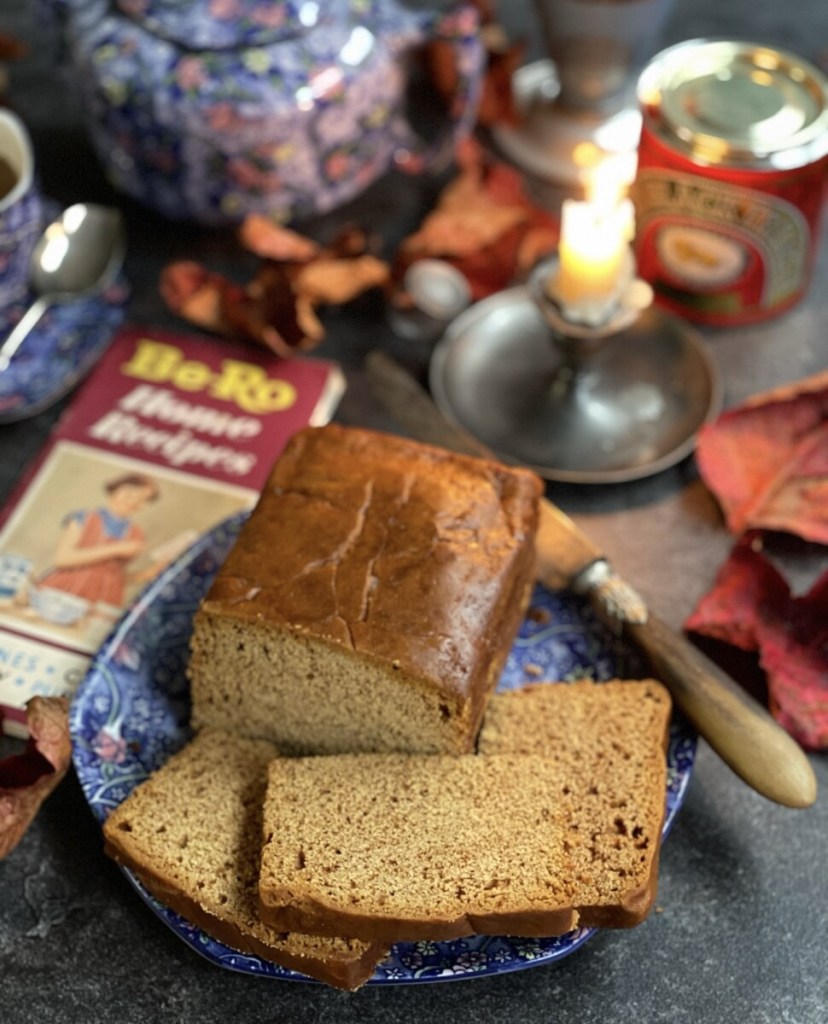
xmin=638 ymin=39 xmax=828 ymax=168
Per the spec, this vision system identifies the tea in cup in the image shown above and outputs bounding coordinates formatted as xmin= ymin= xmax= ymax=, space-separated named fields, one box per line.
xmin=0 ymin=108 xmax=43 ymax=311
xmin=0 ymin=153 xmax=16 ymax=199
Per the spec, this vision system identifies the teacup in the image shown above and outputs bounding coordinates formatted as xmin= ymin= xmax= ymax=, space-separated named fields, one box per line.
xmin=0 ymin=109 xmax=43 ymax=311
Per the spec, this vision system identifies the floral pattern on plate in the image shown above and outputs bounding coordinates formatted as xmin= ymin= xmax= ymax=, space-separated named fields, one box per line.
xmin=70 ymin=511 xmax=696 ymax=984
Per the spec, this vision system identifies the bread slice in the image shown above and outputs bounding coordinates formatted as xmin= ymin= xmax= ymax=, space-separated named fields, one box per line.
xmin=479 ymin=678 xmax=672 ymax=769
xmin=188 ymin=424 xmax=542 ymax=756
xmin=478 ymin=679 xmax=673 ymax=928
xmin=257 ymin=680 xmax=672 ymax=944
xmin=102 ymin=730 xmax=386 ymax=990
xmin=258 ymin=753 xmax=580 ymax=943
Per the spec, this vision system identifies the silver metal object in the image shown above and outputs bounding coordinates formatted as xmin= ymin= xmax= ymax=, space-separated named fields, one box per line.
xmin=0 ymin=203 xmax=126 ymax=372
xmin=405 ymin=260 xmax=471 ymax=321
xmin=491 ymin=60 xmax=638 ymax=207
xmin=570 ymin=557 xmax=649 ymax=628
xmin=428 ymin=265 xmax=722 ymax=484
xmin=491 ymin=0 xmax=677 ymax=207
xmin=388 ymin=259 xmax=472 ymax=343
xmin=639 ymin=39 xmax=828 ymax=170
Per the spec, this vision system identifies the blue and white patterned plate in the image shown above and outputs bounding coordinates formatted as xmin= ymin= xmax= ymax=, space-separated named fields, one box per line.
xmin=70 ymin=512 xmax=696 ymax=984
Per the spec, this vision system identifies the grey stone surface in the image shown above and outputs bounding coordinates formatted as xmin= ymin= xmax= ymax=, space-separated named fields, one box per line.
xmin=1 ymin=2 xmax=826 ymax=1022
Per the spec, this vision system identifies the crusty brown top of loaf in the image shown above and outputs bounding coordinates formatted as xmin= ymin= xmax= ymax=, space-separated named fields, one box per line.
xmin=199 ymin=424 xmax=542 ymax=701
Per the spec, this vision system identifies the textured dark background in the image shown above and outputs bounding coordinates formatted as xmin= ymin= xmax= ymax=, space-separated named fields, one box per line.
xmin=0 ymin=2 xmax=826 ymax=1022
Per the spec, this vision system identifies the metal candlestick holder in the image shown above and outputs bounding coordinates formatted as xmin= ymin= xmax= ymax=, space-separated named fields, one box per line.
xmin=491 ymin=0 xmax=677 ymax=209
xmin=429 ymin=257 xmax=722 ymax=484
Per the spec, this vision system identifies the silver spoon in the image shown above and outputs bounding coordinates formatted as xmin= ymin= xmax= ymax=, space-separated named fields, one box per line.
xmin=0 ymin=203 xmax=126 ymax=373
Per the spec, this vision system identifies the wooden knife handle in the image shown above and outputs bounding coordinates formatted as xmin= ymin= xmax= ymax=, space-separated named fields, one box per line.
xmin=556 ymin=549 xmax=817 ymax=809
xmin=626 ymin=613 xmax=817 ymax=808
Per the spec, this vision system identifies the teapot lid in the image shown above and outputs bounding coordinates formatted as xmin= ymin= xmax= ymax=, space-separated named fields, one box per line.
xmin=114 ymin=0 xmax=323 ymax=50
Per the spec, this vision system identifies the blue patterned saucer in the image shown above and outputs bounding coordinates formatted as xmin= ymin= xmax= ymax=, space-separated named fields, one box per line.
xmin=0 ymin=195 xmax=129 ymax=424
xmin=0 ymin=275 xmax=128 ymax=423
xmin=70 ymin=512 xmax=696 ymax=984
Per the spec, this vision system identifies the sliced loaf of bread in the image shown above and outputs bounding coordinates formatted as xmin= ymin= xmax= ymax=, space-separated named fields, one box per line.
xmin=102 ymin=729 xmax=386 ymax=990
xmin=478 ymin=679 xmax=671 ymax=763
xmin=479 ymin=679 xmax=673 ymax=928
xmin=258 ymin=752 xmax=580 ymax=943
xmin=188 ymin=423 xmax=542 ymax=756
xmin=257 ymin=679 xmax=672 ymax=944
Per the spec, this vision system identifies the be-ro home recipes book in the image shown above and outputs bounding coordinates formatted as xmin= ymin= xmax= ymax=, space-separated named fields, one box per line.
xmin=0 ymin=325 xmax=345 ymax=736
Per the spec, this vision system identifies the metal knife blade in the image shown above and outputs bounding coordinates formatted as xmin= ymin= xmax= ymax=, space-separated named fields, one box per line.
xmin=366 ymin=350 xmax=817 ymax=809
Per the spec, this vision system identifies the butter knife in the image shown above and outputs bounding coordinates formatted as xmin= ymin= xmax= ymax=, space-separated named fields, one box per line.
xmin=366 ymin=350 xmax=817 ymax=809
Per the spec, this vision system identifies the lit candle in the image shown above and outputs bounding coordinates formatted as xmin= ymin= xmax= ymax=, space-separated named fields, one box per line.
xmin=548 ymin=161 xmax=635 ymax=325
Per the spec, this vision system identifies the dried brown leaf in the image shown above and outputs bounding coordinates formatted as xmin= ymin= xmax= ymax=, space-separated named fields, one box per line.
xmin=161 ymin=225 xmax=389 ymax=356
xmin=0 ymin=696 xmax=71 ymax=859
xmin=393 ymin=138 xmax=559 ymax=301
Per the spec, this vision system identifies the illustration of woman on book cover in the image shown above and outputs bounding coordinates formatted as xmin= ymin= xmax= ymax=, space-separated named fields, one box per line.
xmin=33 ymin=472 xmax=162 ymax=613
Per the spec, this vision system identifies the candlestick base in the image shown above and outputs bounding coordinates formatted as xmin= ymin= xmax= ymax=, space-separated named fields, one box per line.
xmin=489 ymin=59 xmax=641 ymax=211
xmin=428 ymin=276 xmax=722 ymax=484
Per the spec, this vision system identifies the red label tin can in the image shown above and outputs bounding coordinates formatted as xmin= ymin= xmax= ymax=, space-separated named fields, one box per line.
xmin=632 ymin=40 xmax=828 ymax=325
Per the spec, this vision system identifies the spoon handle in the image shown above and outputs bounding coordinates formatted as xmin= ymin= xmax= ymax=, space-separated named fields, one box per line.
xmin=0 ymin=297 xmax=48 ymax=373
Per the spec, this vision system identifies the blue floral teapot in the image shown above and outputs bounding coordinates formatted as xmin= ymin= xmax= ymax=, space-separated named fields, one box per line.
xmin=53 ymin=0 xmax=484 ymax=224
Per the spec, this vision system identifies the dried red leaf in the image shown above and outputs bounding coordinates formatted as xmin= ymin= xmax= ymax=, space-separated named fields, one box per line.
xmin=420 ymin=1 xmax=526 ymax=130
xmin=685 ymin=537 xmax=828 ymax=750
xmin=0 ymin=696 xmax=71 ymax=859
xmin=294 ymin=254 xmax=390 ymax=308
xmin=160 ymin=225 xmax=389 ymax=357
xmin=696 ymin=371 xmax=828 ymax=544
xmin=759 ymin=574 xmax=828 ymax=751
xmin=238 ymin=215 xmax=320 ymax=263
xmin=159 ymin=261 xmax=241 ymax=337
xmin=474 ymin=24 xmax=526 ymax=129
xmin=231 ymin=262 xmax=310 ymax=355
xmin=393 ymin=137 xmax=559 ymax=301
xmin=684 ymin=533 xmax=789 ymax=651
xmin=448 ymin=220 xmax=536 ymax=299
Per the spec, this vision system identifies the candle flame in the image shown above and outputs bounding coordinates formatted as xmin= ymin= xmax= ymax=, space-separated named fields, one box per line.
xmin=586 ymin=155 xmax=628 ymax=212
xmin=582 ymin=156 xmax=636 ymax=245
xmin=548 ymin=153 xmax=638 ymax=326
